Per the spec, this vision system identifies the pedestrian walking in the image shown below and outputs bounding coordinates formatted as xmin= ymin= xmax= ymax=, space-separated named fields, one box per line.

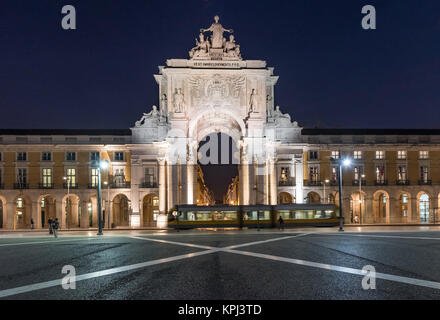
xmin=278 ymin=216 xmax=285 ymax=230
xmin=52 ymin=218 xmax=59 ymax=238
xmin=48 ymin=218 xmax=53 ymax=234
xmin=30 ymin=218 xmax=34 ymax=230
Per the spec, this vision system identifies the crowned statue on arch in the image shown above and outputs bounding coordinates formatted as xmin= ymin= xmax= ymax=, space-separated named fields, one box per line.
xmin=200 ymin=15 xmax=234 ymax=49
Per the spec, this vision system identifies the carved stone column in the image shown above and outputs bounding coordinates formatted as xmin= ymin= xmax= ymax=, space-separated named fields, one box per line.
xmin=56 ymin=198 xmax=64 ymax=229
xmin=6 ymin=202 xmax=15 ymax=229
xmin=158 ymin=158 xmax=167 ymax=214
xmin=295 ymin=157 xmax=304 ymax=204
xmin=269 ymin=157 xmax=277 ymax=205
xmin=80 ymin=200 xmax=89 ymax=229
xmin=31 ymin=202 xmax=39 ymax=229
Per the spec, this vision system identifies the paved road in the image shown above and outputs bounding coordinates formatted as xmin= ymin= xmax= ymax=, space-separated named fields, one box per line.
xmin=1 ymin=228 xmax=440 ymax=300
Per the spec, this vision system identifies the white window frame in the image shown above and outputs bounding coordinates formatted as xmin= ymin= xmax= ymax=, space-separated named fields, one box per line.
xmin=419 ymin=151 xmax=429 ymax=159
xmin=353 ymin=151 xmax=362 ymax=160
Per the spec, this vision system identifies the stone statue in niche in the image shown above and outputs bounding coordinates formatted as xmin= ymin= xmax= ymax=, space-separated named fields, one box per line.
xmin=200 ymin=15 xmax=233 ymax=49
xmin=189 ymin=33 xmax=210 ymax=58
xmin=174 ymin=88 xmax=185 ymax=113
xmin=135 ymin=105 xmax=160 ymax=127
xmin=266 ymin=94 xmax=273 ymax=118
xmin=249 ymin=89 xmax=258 ymax=113
xmin=160 ymin=94 xmax=168 ymax=117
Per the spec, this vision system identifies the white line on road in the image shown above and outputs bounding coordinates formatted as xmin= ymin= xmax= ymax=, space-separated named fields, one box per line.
xmin=314 ymin=233 xmax=440 ymax=241
xmin=224 ymin=249 xmax=440 ymax=290
xmin=224 ymin=234 xmax=309 ymax=249
xmin=129 ymin=236 xmax=215 ymax=250
xmin=0 ymin=248 xmax=221 ymax=298
xmin=0 ymin=237 xmax=100 ymax=248
xmin=3 ymin=232 xmax=440 ymax=298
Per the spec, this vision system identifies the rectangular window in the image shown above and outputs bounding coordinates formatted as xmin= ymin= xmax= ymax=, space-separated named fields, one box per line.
xmin=353 ymin=151 xmax=362 ymax=160
xmin=114 ymin=168 xmax=126 ymax=187
xmin=353 ymin=166 xmax=363 ymax=181
xmin=419 ymin=151 xmax=429 ymax=159
xmin=376 ymin=151 xmax=385 ymax=160
xmin=90 ymin=168 xmax=99 ymax=188
xmin=331 ymin=167 xmax=338 ymax=183
xmin=309 ymin=166 xmax=319 ymax=182
xmin=42 ymin=152 xmax=51 ymax=161
xmin=66 ymin=152 xmax=76 ymax=161
xmin=153 ymin=210 xmax=159 ymax=221
xmin=42 ymin=168 xmax=52 ymax=187
xmin=144 ymin=167 xmax=156 ymax=187
xmin=280 ymin=167 xmax=289 ymax=181
xmin=420 ymin=166 xmax=429 ymax=182
xmin=17 ymin=152 xmax=27 ymax=161
xmin=308 ymin=151 xmax=318 ymax=160
xmin=114 ymin=152 xmax=124 ymax=161
xmin=17 ymin=168 xmax=27 ymax=185
xmin=331 ymin=151 xmax=340 ymax=160
xmin=90 ymin=152 xmax=100 ymax=161
xmin=66 ymin=168 xmax=76 ymax=187
xmin=0 ymin=152 xmax=2 ymax=161
xmin=397 ymin=166 xmax=407 ymax=181
xmin=0 ymin=168 xmax=2 ymax=185
xmin=376 ymin=165 xmax=385 ymax=182
xmin=397 ymin=151 xmax=407 ymax=160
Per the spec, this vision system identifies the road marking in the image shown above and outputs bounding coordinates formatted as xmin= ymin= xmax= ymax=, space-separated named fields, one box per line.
xmin=314 ymin=233 xmax=440 ymax=241
xmin=3 ymin=232 xmax=440 ymax=298
xmin=129 ymin=233 xmax=308 ymax=250
xmin=0 ymin=237 xmax=100 ymax=248
xmin=129 ymin=236 xmax=215 ymax=250
xmin=0 ymin=248 xmax=220 ymax=298
xmin=223 ymin=249 xmax=440 ymax=290
xmin=225 ymin=234 xmax=309 ymax=249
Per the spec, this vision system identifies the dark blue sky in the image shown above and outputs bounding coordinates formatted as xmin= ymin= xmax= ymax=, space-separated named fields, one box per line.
xmin=1 ymin=0 xmax=440 ymax=129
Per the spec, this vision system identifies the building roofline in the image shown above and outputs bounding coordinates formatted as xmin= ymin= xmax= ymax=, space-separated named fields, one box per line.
xmin=0 ymin=129 xmax=132 ymax=136
xmin=301 ymin=128 xmax=440 ymax=135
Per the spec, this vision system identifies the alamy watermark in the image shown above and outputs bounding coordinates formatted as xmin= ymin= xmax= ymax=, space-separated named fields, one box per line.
xmin=61 ymin=265 xmax=76 ymax=290
xmin=361 ymin=265 xmax=376 ymax=290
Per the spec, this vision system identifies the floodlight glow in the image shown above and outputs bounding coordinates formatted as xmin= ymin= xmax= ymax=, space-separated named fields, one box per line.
xmin=343 ymin=158 xmax=352 ymax=166
xmin=100 ymin=160 xmax=109 ymax=170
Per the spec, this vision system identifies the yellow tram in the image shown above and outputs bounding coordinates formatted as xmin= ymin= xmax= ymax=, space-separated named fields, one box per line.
xmin=169 ymin=204 xmax=339 ymax=229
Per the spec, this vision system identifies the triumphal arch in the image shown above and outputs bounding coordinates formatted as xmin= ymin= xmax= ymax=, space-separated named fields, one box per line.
xmin=130 ymin=16 xmax=303 ymax=225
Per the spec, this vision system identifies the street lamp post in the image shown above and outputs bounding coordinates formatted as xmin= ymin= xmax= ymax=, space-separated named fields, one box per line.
xmin=359 ymin=173 xmax=365 ymax=224
xmin=63 ymin=176 xmax=70 ymax=230
xmin=97 ymin=159 xmax=109 ymax=236
xmin=337 ymin=158 xmax=352 ymax=232
xmin=323 ymin=179 xmax=330 ymax=204
xmin=104 ymin=181 xmax=110 ymax=229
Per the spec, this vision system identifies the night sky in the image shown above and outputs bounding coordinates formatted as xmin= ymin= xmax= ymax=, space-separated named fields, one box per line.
xmin=1 ymin=0 xmax=440 ymax=129
xmin=1 ymin=0 xmax=440 ymax=201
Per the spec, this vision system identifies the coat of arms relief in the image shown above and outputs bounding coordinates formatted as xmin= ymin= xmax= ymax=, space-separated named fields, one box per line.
xmin=188 ymin=74 xmax=246 ymax=111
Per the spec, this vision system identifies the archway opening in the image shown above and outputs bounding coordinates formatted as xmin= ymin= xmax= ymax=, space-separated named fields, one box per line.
xmin=198 ymin=132 xmax=238 ymax=205
xmin=39 ymin=195 xmax=57 ymax=228
xmin=143 ymin=194 xmax=159 ymax=227
xmin=419 ymin=193 xmax=430 ymax=223
xmin=14 ymin=196 xmax=31 ymax=229
xmin=278 ymin=192 xmax=294 ymax=204
xmin=63 ymin=194 xmax=80 ymax=229
xmin=306 ymin=192 xmax=321 ymax=204
xmin=349 ymin=192 xmax=365 ymax=224
xmin=373 ymin=191 xmax=389 ymax=223
xmin=112 ymin=194 xmax=130 ymax=227
xmin=399 ymin=192 xmax=410 ymax=223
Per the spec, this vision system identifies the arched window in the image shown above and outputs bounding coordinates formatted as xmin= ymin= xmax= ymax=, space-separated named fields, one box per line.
xmin=420 ymin=193 xmax=430 ymax=223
